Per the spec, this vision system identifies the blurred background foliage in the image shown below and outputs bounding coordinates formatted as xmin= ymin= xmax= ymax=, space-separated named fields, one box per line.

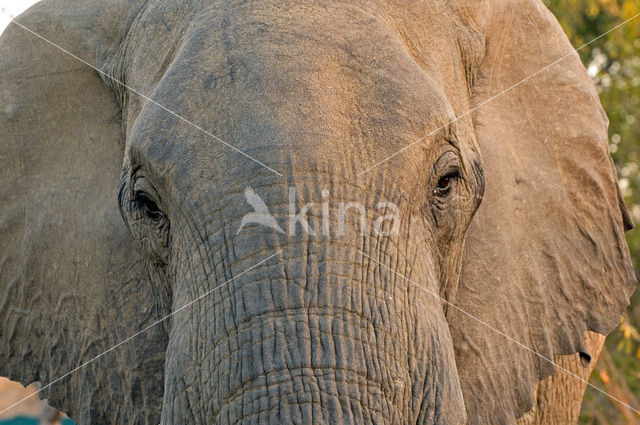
xmin=543 ymin=0 xmax=640 ymax=423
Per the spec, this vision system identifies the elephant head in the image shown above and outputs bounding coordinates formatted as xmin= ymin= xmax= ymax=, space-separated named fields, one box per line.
xmin=0 ymin=0 xmax=635 ymax=424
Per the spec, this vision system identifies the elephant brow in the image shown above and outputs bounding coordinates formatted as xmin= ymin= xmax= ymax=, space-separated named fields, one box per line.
xmin=7 ymin=18 xmax=284 ymax=177
xmin=355 ymin=12 xmax=640 ymax=178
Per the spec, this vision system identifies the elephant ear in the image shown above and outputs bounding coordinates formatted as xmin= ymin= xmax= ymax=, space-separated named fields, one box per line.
xmin=0 ymin=2 xmax=167 ymax=423
xmin=450 ymin=1 xmax=636 ymax=423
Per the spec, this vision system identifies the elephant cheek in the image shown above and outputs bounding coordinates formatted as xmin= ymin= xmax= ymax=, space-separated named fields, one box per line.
xmin=159 ymin=245 xmax=465 ymax=425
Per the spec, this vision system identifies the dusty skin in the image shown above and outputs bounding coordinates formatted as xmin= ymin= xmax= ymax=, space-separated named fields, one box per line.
xmin=0 ymin=0 xmax=636 ymax=424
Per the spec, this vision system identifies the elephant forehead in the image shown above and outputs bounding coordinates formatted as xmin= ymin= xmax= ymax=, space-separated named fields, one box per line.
xmin=126 ymin=3 xmax=457 ymax=189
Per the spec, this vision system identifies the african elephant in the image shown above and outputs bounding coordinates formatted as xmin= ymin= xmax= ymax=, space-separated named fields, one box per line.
xmin=0 ymin=0 xmax=636 ymax=424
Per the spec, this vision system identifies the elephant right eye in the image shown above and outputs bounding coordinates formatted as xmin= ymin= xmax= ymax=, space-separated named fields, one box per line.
xmin=133 ymin=192 xmax=165 ymax=221
xmin=121 ymin=176 xmax=170 ymax=265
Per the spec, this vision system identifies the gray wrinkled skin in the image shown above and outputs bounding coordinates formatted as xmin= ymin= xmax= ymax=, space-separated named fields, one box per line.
xmin=0 ymin=1 xmax=635 ymax=424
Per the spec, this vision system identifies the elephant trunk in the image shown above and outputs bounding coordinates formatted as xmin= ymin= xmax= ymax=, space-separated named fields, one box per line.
xmin=159 ymin=179 xmax=465 ymax=424
xmin=161 ymin=242 xmax=464 ymax=424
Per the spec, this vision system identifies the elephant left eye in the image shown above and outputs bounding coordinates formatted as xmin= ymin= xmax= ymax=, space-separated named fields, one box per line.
xmin=437 ymin=176 xmax=452 ymax=189
xmin=434 ymin=170 xmax=460 ymax=196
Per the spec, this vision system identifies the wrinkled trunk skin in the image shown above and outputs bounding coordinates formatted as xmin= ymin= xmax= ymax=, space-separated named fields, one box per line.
xmin=517 ymin=332 xmax=605 ymax=425
xmin=158 ymin=182 xmax=466 ymax=425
